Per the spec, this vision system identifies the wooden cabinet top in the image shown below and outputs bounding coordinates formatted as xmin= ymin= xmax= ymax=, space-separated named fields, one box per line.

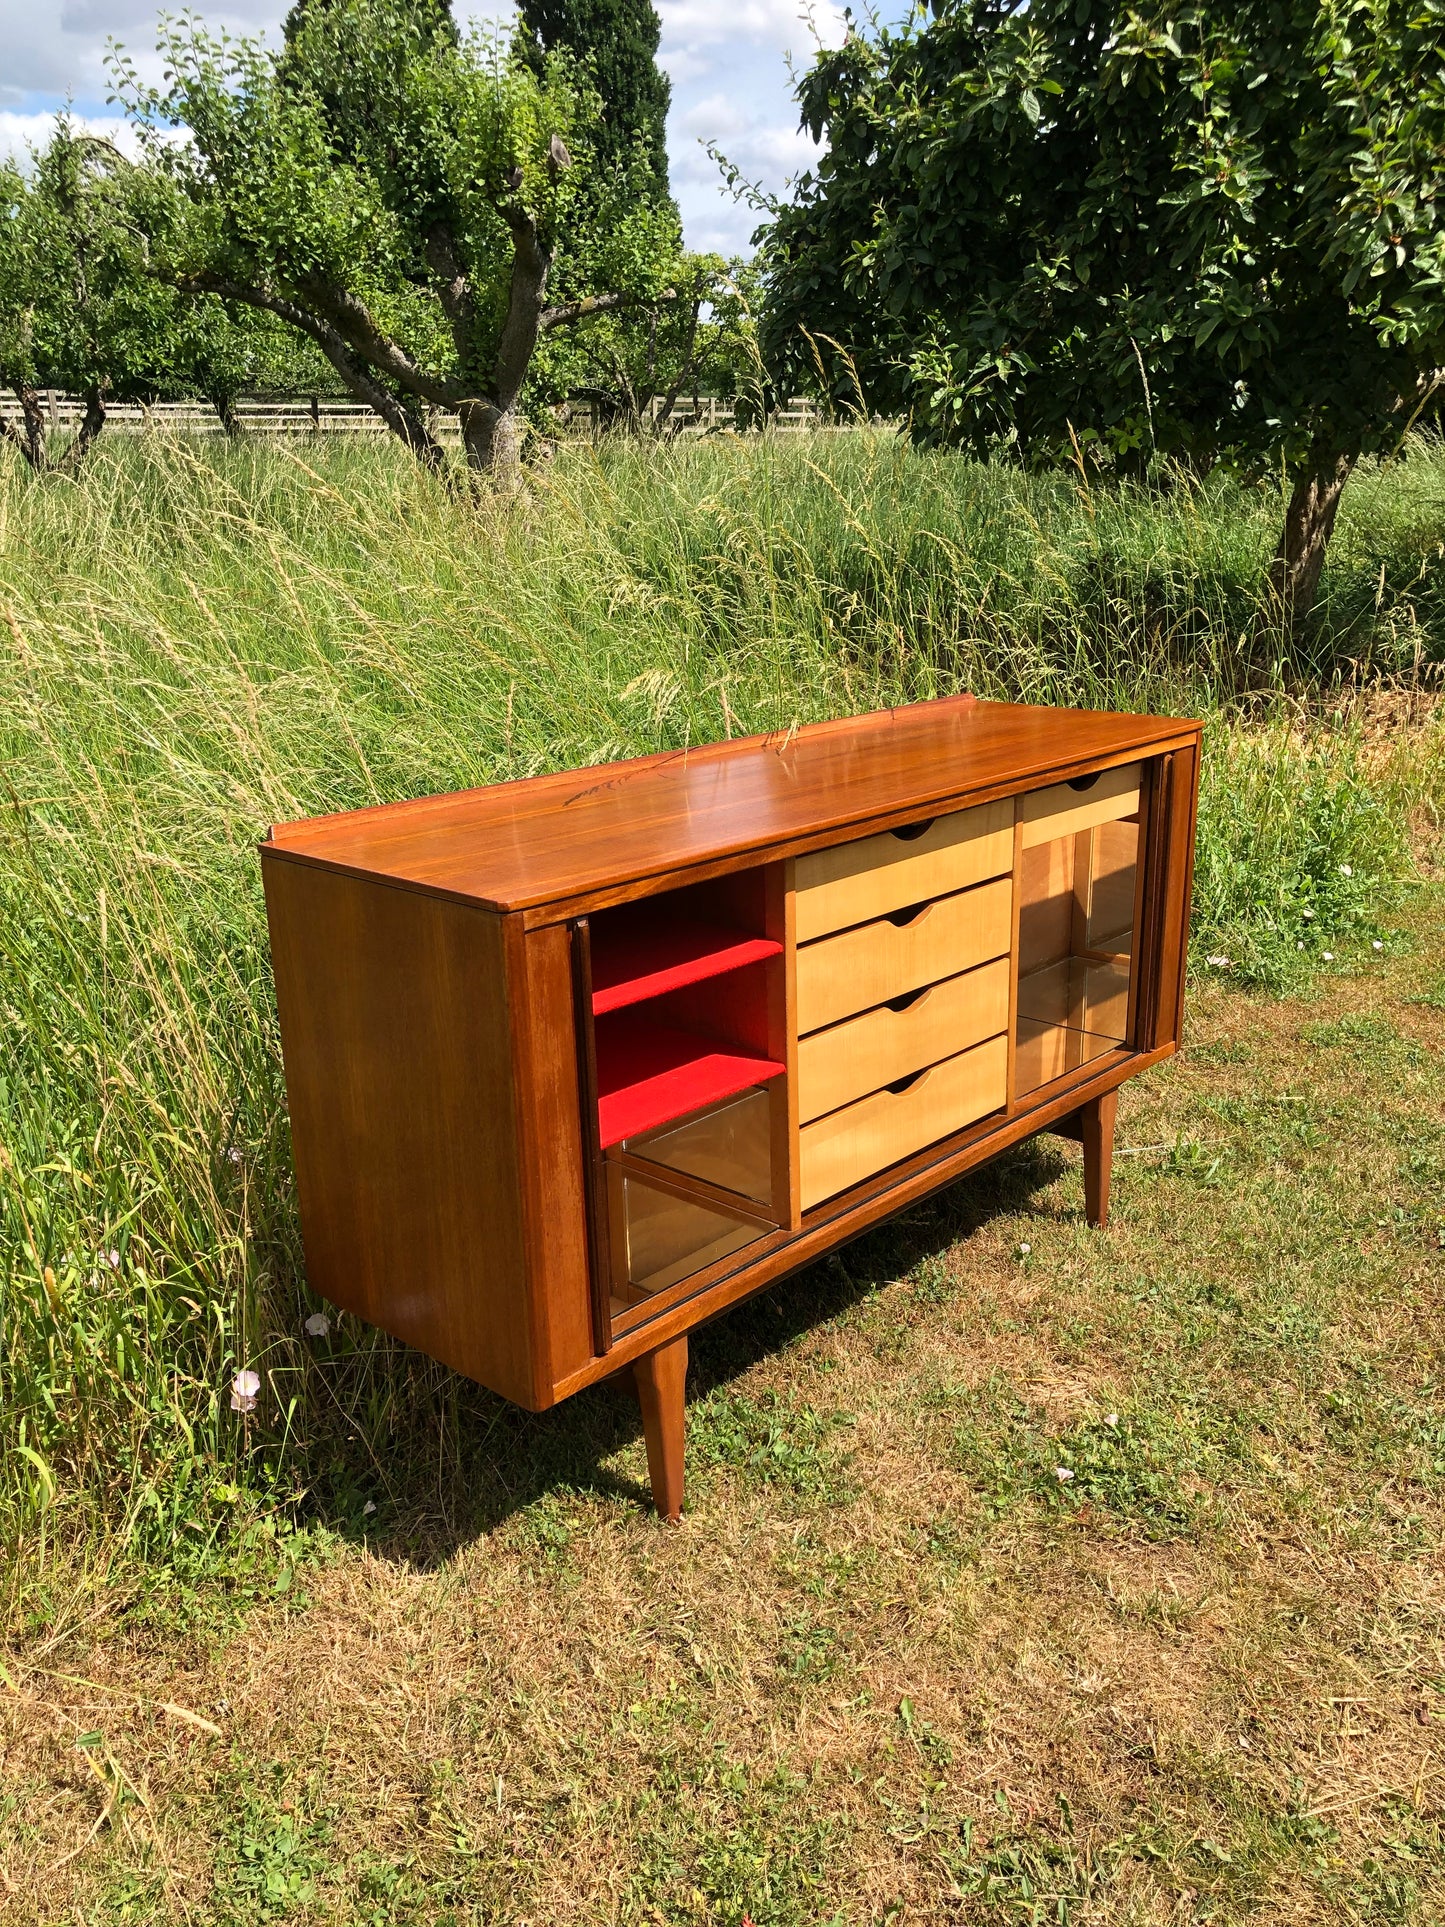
xmin=263 ymin=695 xmax=1200 ymax=914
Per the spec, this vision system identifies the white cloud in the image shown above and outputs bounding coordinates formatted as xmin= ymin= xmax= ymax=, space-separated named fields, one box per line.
xmin=658 ymin=0 xmax=845 ymax=51
xmin=0 ymin=0 xmax=289 ymax=101
xmin=0 ymin=108 xmax=142 ymax=166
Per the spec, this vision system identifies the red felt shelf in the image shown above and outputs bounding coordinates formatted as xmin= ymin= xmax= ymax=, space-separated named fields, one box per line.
xmin=595 ymin=1012 xmax=785 ymax=1147
xmin=590 ymin=914 xmax=781 ymax=1015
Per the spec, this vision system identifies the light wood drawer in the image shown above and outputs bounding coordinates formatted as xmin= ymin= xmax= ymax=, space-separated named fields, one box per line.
xmin=795 ymin=797 xmax=1013 ymax=941
xmin=797 ymin=957 xmax=1009 ymax=1124
xmin=1019 ymin=763 xmax=1141 ymax=849
xmin=796 ymin=875 xmax=1012 ymax=1034
xmin=800 ymin=1033 xmax=1008 ymax=1209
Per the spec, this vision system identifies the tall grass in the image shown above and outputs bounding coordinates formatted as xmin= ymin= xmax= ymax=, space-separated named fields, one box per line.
xmin=1 ymin=428 xmax=1441 ymax=1618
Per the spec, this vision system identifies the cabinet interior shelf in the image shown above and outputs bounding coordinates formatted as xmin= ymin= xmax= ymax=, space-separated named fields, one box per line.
xmin=589 ymin=914 xmax=782 ymax=1015
xmin=595 ymin=1011 xmax=786 ymax=1146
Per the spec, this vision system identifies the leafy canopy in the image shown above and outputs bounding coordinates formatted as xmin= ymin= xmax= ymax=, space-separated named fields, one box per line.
xmin=764 ymin=0 xmax=1445 ymax=476
xmin=112 ymin=0 xmax=686 ymax=470
xmin=516 ymin=0 xmax=671 ymax=191
xmin=0 ymin=123 xmax=180 ymax=405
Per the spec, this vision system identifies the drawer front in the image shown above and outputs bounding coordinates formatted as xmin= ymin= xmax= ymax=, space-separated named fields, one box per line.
xmin=800 ymin=1033 xmax=1008 ymax=1209
xmin=797 ymin=956 xmax=1009 ymax=1124
xmin=1019 ymin=762 xmax=1141 ymax=849
xmin=795 ymin=797 xmax=1013 ymax=942
xmin=796 ymin=875 xmax=1012 ymax=1034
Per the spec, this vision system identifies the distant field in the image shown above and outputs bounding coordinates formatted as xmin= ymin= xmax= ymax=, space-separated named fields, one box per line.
xmin=1 ymin=430 xmax=1441 ymax=1921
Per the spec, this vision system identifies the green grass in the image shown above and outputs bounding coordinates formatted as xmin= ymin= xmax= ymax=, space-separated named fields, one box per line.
xmin=0 ymin=427 xmax=1443 ymax=1920
xmin=1 ymin=426 xmax=1440 ymax=1602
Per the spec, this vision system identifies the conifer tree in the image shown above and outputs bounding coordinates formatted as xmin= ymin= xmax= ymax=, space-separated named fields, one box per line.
xmin=516 ymin=0 xmax=670 ymax=191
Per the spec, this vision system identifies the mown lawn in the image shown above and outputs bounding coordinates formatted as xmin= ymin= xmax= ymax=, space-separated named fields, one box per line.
xmin=4 ymin=886 xmax=1442 ymax=1924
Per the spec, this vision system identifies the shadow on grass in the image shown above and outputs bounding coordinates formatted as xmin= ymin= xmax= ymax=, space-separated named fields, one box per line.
xmin=315 ymin=1135 xmax=1072 ymax=1566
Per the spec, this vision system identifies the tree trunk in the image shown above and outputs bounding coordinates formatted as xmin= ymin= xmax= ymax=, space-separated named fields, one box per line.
xmin=53 ymin=383 xmax=109 ymax=475
xmin=1267 ymin=449 xmax=1355 ymax=635
xmin=2 ymin=384 xmax=49 ymax=471
xmin=211 ymin=391 xmax=243 ymax=439
xmin=459 ymin=397 xmax=523 ymax=478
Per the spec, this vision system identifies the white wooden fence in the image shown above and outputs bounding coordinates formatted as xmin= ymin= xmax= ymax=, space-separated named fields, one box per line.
xmin=0 ymin=392 xmax=824 ymax=440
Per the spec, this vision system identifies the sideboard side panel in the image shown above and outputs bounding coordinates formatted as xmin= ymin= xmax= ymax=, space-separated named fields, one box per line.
xmin=262 ymin=855 xmax=538 ymax=1406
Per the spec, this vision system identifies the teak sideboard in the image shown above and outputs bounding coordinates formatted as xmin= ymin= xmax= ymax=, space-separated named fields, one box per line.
xmin=261 ymin=696 xmax=1201 ymax=1520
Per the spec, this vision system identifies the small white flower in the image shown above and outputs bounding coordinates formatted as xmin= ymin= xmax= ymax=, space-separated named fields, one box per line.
xmin=1104 ymin=1413 xmax=1119 ymax=1428
xmin=1322 ymin=952 xmax=1334 ymax=962
xmin=226 ymin=1147 xmax=243 ymax=1166
xmin=363 ymin=1500 xmax=377 ymax=1516
xmin=102 ymin=1248 xmax=120 ymax=1270
xmin=1053 ymin=1466 xmax=1075 ymax=1482
xmin=1206 ymin=955 xmax=1231 ymax=969
xmin=230 ymin=1369 xmax=260 ymax=1413
xmin=1018 ymin=1241 xmax=1031 ymax=1257
xmin=1372 ymin=940 xmax=1383 ymax=952
xmin=1297 ymin=942 xmax=1306 ymax=951
xmin=303 ymin=1312 xmax=330 ymax=1338
xmin=1301 ymin=907 xmax=1315 ymax=920
xmin=1339 ymin=864 xmax=1352 ymax=877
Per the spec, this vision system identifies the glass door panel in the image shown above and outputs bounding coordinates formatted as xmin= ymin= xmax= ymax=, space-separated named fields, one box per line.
xmin=1016 ymin=816 xmax=1140 ymax=1097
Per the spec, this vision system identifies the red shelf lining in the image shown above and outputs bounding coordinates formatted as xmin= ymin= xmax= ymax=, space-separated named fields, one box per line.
xmin=595 ymin=1011 xmax=785 ymax=1147
xmin=590 ymin=914 xmax=782 ymax=1015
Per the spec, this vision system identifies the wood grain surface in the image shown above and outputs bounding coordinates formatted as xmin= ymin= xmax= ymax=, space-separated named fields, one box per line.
xmin=793 ymin=795 xmax=1014 ymax=940
xmin=265 ymin=699 xmax=1196 ymax=915
xmin=796 ymin=957 xmax=1010 ymax=1123
xmin=795 ymin=876 xmax=1013 ymax=1033
xmin=799 ymin=1032 xmax=1009 ymax=1209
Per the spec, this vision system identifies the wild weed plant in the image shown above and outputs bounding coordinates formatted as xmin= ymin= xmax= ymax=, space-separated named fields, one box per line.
xmin=0 ymin=427 xmax=1440 ymax=1617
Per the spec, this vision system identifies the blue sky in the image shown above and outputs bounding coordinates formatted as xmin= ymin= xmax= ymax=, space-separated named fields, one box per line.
xmin=0 ymin=0 xmax=851 ymax=255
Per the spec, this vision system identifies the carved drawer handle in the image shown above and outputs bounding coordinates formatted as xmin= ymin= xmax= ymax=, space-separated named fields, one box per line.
xmin=1067 ymin=771 xmax=1102 ymax=793
xmin=890 ymin=818 xmax=936 ymax=842
xmin=886 ymin=1067 xmax=929 ymax=1095
xmin=886 ymin=901 xmax=932 ymax=929
xmin=886 ymin=985 xmax=929 ymax=1013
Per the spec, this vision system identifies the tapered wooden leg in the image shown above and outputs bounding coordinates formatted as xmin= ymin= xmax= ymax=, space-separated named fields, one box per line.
xmin=1080 ymin=1088 xmax=1118 ymax=1228
xmin=633 ymin=1335 xmax=688 ymax=1521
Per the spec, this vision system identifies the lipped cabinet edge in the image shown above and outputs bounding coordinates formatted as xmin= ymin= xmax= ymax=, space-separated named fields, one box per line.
xmin=260 ymin=702 xmax=1201 ymax=1506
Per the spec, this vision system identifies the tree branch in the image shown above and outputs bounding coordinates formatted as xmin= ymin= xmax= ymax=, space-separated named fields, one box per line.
xmin=295 ymin=275 xmax=463 ymax=408
xmin=540 ymin=288 xmax=678 ymax=332
xmin=423 ymin=221 xmax=476 ymax=369
xmin=654 ymin=296 xmax=705 ymax=438
xmin=179 ymin=275 xmax=451 ymax=473
xmin=490 ymin=204 xmax=554 ymax=413
xmin=6 ymin=383 xmax=47 ymax=470
xmin=0 ymin=411 xmax=38 ymax=470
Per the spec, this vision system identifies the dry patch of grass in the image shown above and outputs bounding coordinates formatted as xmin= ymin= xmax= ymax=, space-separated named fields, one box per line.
xmin=4 ymin=894 xmax=1444 ymax=1926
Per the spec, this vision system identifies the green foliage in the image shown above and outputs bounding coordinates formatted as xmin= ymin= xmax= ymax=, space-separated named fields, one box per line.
xmin=765 ymin=0 xmax=1445 ymax=480
xmin=511 ymin=0 xmax=755 ymax=432
xmin=0 ymin=121 xmax=185 ymax=465
xmin=689 ymin=1390 xmax=855 ymax=1501
xmin=516 ymin=0 xmax=671 ymax=191
xmin=537 ymin=242 xmax=762 ymax=432
xmin=283 ymin=0 xmax=457 ymax=49
xmin=216 ymin=1768 xmax=332 ymax=1923
xmin=0 ymin=116 xmax=335 ymax=453
xmin=112 ymin=0 xmax=686 ymax=471
xmin=1193 ymin=725 xmax=1408 ymax=989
